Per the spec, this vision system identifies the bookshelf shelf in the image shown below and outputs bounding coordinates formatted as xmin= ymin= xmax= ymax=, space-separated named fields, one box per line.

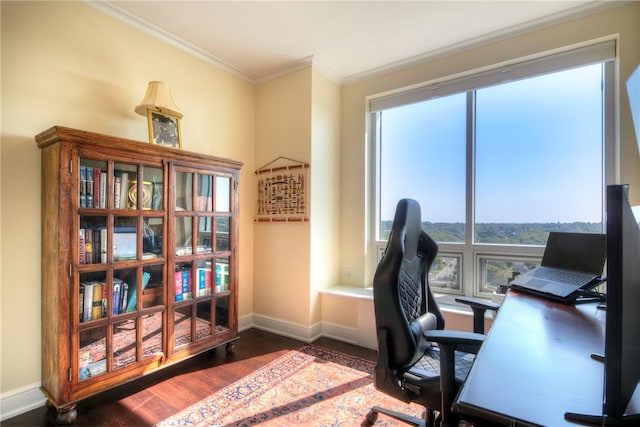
xmin=36 ymin=126 xmax=242 ymax=424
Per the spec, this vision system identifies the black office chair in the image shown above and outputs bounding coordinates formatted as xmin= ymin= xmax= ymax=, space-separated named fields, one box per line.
xmin=365 ymin=199 xmax=499 ymax=427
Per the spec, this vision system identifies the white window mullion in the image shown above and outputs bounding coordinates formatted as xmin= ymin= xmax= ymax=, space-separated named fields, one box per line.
xmin=465 ymin=91 xmax=476 ymax=297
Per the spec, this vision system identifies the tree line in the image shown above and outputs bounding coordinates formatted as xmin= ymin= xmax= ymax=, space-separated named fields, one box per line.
xmin=381 ymin=221 xmax=602 ymax=245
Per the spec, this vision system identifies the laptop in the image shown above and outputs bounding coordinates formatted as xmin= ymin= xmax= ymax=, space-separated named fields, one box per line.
xmin=509 ymin=231 xmax=606 ymax=304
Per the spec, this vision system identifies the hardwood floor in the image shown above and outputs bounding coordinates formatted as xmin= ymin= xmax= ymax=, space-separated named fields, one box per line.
xmin=3 ymin=329 xmax=377 ymax=426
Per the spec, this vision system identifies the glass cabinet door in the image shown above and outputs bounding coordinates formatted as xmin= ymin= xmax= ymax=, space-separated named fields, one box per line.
xmin=77 ymin=155 xmax=166 ymax=383
xmin=171 ymin=169 xmax=235 ymax=354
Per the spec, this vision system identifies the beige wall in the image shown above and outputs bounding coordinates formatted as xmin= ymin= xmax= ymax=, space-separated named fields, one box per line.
xmin=1 ymin=1 xmax=255 ymax=396
xmin=338 ymin=2 xmax=640 ymax=290
xmin=253 ymin=69 xmax=312 ymax=326
xmin=252 ymin=68 xmax=341 ymax=331
xmin=310 ymin=69 xmax=341 ymax=324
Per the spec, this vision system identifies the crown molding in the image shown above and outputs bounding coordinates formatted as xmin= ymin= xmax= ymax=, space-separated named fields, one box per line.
xmin=253 ymin=55 xmax=341 ymax=85
xmin=85 ymin=0 xmax=257 ymax=83
xmin=254 ymin=56 xmax=314 ymax=84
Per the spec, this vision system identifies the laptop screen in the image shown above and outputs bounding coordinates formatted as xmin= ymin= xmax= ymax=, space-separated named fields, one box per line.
xmin=541 ymin=232 xmax=606 ymax=275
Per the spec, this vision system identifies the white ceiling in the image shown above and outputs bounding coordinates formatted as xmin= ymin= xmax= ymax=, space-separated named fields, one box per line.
xmin=94 ymin=1 xmax=616 ymax=84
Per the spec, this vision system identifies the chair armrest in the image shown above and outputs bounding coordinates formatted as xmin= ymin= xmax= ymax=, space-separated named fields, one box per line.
xmin=424 ymin=329 xmax=484 ymax=352
xmin=455 ymin=296 xmax=500 ymax=313
xmin=455 ymin=296 xmax=501 ymax=334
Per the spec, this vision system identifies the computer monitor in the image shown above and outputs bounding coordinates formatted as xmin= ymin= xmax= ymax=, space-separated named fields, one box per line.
xmin=566 ymin=184 xmax=640 ymax=425
xmin=603 ymin=184 xmax=640 ymax=421
xmin=628 ymin=64 xmax=640 ymax=149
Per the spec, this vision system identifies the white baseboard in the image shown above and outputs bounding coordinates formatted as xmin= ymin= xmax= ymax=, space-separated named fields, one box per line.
xmin=0 ymin=382 xmax=46 ymax=422
xmin=320 ymin=321 xmax=359 ymax=345
xmin=238 ymin=313 xmax=254 ymax=332
xmin=250 ymin=313 xmax=322 ymax=342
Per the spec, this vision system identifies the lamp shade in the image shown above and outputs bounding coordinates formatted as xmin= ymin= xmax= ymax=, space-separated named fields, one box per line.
xmin=135 ymin=81 xmax=183 ymax=118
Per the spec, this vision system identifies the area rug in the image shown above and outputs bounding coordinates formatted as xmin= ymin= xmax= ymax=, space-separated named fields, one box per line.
xmin=156 ymin=344 xmax=426 ymax=426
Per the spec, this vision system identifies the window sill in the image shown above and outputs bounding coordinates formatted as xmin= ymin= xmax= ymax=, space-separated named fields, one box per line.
xmin=321 ymin=286 xmax=500 ymax=316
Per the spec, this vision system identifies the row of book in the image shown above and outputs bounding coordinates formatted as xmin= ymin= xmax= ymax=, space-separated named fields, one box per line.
xmin=173 ymin=264 xmax=231 ymax=302
xmin=79 ymin=165 xmax=107 ymax=209
xmin=174 ymin=268 xmax=215 ymax=301
xmin=79 ymin=166 xmax=136 ymax=210
xmin=175 ymin=269 xmax=193 ymax=301
xmin=79 ymin=279 xmax=130 ymax=322
xmin=215 ymin=263 xmax=229 ymax=293
xmin=79 ymin=228 xmax=107 ymax=265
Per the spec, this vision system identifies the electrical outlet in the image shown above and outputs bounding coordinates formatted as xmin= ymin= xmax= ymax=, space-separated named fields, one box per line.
xmin=346 ymin=267 xmax=352 ymax=279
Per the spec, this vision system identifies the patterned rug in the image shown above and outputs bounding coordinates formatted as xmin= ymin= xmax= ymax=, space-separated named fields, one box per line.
xmin=156 ymin=344 xmax=426 ymax=426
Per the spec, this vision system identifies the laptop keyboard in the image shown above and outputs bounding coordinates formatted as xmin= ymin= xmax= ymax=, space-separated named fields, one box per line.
xmin=529 ymin=266 xmax=594 ymax=286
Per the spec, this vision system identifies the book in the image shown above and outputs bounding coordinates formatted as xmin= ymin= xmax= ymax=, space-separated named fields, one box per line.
xmin=79 ymin=285 xmax=85 ymax=322
xmin=182 ymin=269 xmax=192 ymax=299
xmin=174 ymin=270 xmax=183 ymax=302
xmin=114 ymin=171 xmax=129 ymax=209
xmin=81 ymin=282 xmax=95 ymax=321
xmin=120 ymin=172 xmax=129 ymax=210
xmin=197 ymin=268 xmax=205 ymax=297
xmin=112 ymin=280 xmax=121 ymax=315
xmin=124 ymin=272 xmax=151 ymax=312
xmin=93 ymin=167 xmax=100 ymax=208
xmin=216 ymin=262 xmax=229 ymax=292
xmin=84 ymin=230 xmax=93 ymax=265
xmin=143 ymin=271 xmax=151 ymax=290
xmin=91 ymin=282 xmax=103 ymax=320
xmin=114 ymin=175 xmax=121 ymax=208
xmin=197 ymin=268 xmax=212 ymax=297
xmin=100 ymin=171 xmax=107 ymax=208
xmin=79 ymin=229 xmax=86 ymax=266
xmin=119 ymin=282 xmax=129 ymax=314
xmin=102 ymin=283 xmax=108 ymax=318
xmin=79 ymin=166 xmax=87 ymax=208
xmin=86 ymin=167 xmax=94 ymax=208
xmin=100 ymin=228 xmax=107 ymax=263
xmin=92 ymin=229 xmax=101 ymax=264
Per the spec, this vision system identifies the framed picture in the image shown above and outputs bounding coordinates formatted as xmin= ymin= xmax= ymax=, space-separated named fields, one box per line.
xmin=147 ymin=109 xmax=182 ymax=148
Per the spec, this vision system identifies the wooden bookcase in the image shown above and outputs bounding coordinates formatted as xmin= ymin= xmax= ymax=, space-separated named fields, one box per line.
xmin=36 ymin=126 xmax=242 ymax=423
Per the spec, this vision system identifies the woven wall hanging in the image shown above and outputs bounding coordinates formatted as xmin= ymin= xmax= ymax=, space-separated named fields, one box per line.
xmin=255 ymin=157 xmax=309 ymax=222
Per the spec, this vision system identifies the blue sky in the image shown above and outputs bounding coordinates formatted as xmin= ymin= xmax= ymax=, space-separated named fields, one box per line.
xmin=380 ymin=63 xmax=603 ymax=224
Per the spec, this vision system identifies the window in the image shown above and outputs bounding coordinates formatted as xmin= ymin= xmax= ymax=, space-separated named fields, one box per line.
xmin=370 ymin=41 xmax=615 ymax=300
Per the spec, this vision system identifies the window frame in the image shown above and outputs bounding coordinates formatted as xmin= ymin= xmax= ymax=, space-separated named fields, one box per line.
xmin=367 ymin=40 xmax=617 ymax=302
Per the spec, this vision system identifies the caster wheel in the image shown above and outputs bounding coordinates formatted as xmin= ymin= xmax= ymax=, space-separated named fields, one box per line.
xmin=433 ymin=412 xmax=442 ymax=427
xmin=363 ymin=409 xmax=378 ymax=426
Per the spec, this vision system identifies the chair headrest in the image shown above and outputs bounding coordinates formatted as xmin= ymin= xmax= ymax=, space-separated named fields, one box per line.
xmin=391 ymin=199 xmax=422 ymax=259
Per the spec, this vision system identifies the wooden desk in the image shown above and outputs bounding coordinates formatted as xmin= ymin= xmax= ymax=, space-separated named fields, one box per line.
xmin=453 ymin=291 xmax=606 ymax=426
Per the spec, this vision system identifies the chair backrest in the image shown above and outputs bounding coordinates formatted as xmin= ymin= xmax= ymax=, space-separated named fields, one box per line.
xmin=373 ymin=199 xmax=444 ymax=370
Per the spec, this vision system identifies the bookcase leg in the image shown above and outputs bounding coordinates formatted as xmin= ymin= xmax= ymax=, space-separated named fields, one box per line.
xmin=226 ymin=341 xmax=235 ymax=352
xmin=52 ymin=404 xmax=77 ymax=425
